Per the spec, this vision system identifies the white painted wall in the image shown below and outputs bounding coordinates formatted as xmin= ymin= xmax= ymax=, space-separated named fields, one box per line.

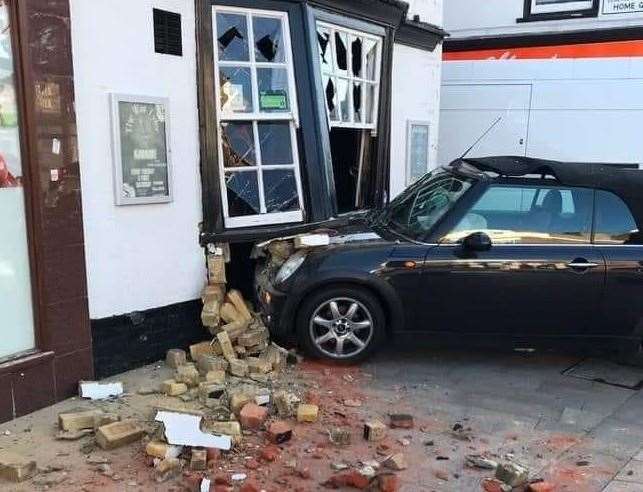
xmin=444 ymin=0 xmax=643 ymax=38
xmin=406 ymin=0 xmax=443 ymax=25
xmin=442 ymin=57 xmax=643 ymax=165
xmin=390 ymin=42 xmax=443 ymax=197
xmin=71 ymin=0 xmax=205 ymax=319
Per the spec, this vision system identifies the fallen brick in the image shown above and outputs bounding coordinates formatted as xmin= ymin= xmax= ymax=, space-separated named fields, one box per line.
xmin=230 ymin=392 xmax=252 ymax=415
xmin=260 ymin=445 xmax=280 ymax=462
xmin=495 ymin=462 xmax=529 ymax=487
xmin=246 ymin=357 xmax=272 ymax=374
xmin=482 ymin=478 xmax=512 ymax=492
xmin=364 ymin=420 xmax=387 ymax=442
xmin=225 ymin=289 xmax=253 ymax=321
xmin=383 ymin=453 xmax=407 ymax=471
xmin=221 ymin=320 xmax=250 ymax=342
xmin=239 ymin=403 xmax=268 ymax=430
xmin=207 ymin=255 xmax=226 ymax=284
xmin=199 ymin=383 xmax=226 ymax=403
xmin=206 ymin=369 xmax=227 ymax=385
xmin=190 ymin=341 xmax=220 ymax=361
xmin=267 ymin=421 xmax=293 ymax=444
xmin=190 ymin=448 xmax=207 ymax=471
xmin=229 ymin=358 xmax=249 ymax=378
xmin=305 ymin=390 xmax=321 ymax=406
xmin=374 ymin=473 xmax=400 ymax=492
xmin=527 ymin=481 xmax=556 ymax=492
xmin=202 ymin=283 xmax=226 ymax=304
xmin=329 ymin=428 xmax=352 ymax=446
xmin=166 ymin=348 xmax=187 ymax=369
xmin=176 ymin=364 xmax=201 ymax=387
xmin=58 ymin=409 xmax=104 ymax=432
xmin=201 ymin=299 xmax=221 ymax=328
xmin=206 ymin=421 xmax=242 ymax=437
xmin=220 ymin=302 xmax=242 ymax=324
xmin=155 ymin=457 xmax=181 ymax=482
xmin=297 ymin=404 xmax=319 ymax=423
xmin=198 ymin=354 xmax=228 ymax=375
xmin=95 ymin=420 xmax=144 ymax=450
xmin=93 ymin=412 xmax=120 ymax=430
xmin=217 ymin=331 xmax=237 ymax=361
xmin=322 ymin=470 xmax=370 ymax=489
xmin=389 ymin=414 xmax=414 ymax=429
xmin=145 ymin=441 xmax=182 ymax=459
xmin=273 ymin=390 xmax=297 ymax=417
xmin=238 ymin=328 xmax=269 ymax=348
xmin=0 ymin=451 xmax=37 ymax=482
xmin=161 ymin=379 xmax=188 ymax=397
xmin=264 ymin=344 xmax=286 ymax=372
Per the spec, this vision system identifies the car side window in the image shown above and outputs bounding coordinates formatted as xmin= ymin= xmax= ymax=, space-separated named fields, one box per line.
xmin=442 ymin=184 xmax=594 ymax=245
xmin=594 ymin=190 xmax=640 ymax=245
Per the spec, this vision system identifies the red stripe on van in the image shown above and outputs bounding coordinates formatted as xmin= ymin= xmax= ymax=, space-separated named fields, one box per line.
xmin=443 ymin=40 xmax=643 ymax=61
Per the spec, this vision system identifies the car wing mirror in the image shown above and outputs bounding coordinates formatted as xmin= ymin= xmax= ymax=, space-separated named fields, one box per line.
xmin=462 ymin=232 xmax=492 ymax=252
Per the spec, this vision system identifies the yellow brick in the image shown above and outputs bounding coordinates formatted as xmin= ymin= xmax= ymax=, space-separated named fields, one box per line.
xmin=297 ymin=404 xmax=319 ymax=423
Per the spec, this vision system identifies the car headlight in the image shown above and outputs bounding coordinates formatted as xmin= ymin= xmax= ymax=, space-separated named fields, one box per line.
xmin=274 ymin=251 xmax=307 ymax=284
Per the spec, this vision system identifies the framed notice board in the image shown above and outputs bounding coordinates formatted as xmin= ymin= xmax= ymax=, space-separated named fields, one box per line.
xmin=110 ymin=94 xmax=173 ymax=205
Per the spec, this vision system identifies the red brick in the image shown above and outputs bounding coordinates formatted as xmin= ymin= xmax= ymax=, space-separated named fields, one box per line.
xmin=376 ymin=473 xmax=400 ymax=492
xmin=304 ymin=389 xmax=321 ymax=405
xmin=323 ymin=470 xmax=370 ymax=489
xmin=239 ymin=403 xmax=269 ymax=430
xmin=389 ymin=414 xmax=414 ymax=429
xmin=245 ymin=458 xmax=261 ymax=470
xmin=528 ymin=482 xmax=556 ymax=492
xmin=482 ymin=478 xmax=509 ymax=492
xmin=260 ymin=445 xmax=281 ymax=462
xmin=213 ymin=486 xmax=233 ymax=492
xmin=266 ymin=421 xmax=293 ymax=444
xmin=206 ymin=447 xmax=221 ymax=463
xmin=214 ymin=474 xmax=232 ymax=485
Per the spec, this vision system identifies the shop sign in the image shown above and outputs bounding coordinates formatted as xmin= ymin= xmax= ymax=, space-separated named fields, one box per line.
xmin=259 ymin=90 xmax=288 ymax=111
xmin=110 ymin=94 xmax=173 ymax=205
xmin=603 ymin=0 xmax=643 ymax=14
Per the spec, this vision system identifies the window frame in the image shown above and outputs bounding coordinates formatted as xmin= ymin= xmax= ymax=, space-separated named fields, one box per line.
xmin=316 ymin=20 xmax=383 ymax=131
xmin=406 ymin=120 xmax=431 ymax=186
xmin=212 ymin=5 xmax=305 ymax=228
xmin=519 ymin=0 xmax=600 ymax=22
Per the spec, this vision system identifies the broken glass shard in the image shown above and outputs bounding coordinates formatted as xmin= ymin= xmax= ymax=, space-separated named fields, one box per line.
xmin=351 ymin=37 xmax=363 ymax=77
xmin=253 ymin=16 xmax=284 ymax=63
xmin=217 ymin=13 xmax=249 ymax=61
xmin=263 ymin=169 xmax=299 ymax=213
xmin=317 ymin=26 xmax=331 ymax=71
xmin=353 ymin=83 xmax=362 ymax=123
xmin=337 ymin=77 xmax=350 ymax=122
xmin=258 ymin=122 xmax=292 ymax=165
xmin=219 ymin=66 xmax=253 ymax=114
xmin=335 ymin=31 xmax=348 ymax=75
xmin=364 ymin=38 xmax=378 ymax=81
xmin=221 ymin=122 xmax=256 ymax=168
xmin=323 ymin=75 xmax=338 ymax=121
xmin=225 ymin=171 xmax=260 ymax=217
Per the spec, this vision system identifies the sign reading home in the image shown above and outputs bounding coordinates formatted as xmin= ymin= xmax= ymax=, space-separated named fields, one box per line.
xmin=111 ymin=95 xmax=172 ymax=205
xmin=603 ymin=0 xmax=643 ymax=14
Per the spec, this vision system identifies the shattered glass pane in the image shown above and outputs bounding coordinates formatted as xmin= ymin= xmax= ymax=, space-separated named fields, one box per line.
xmin=364 ymin=38 xmax=378 ymax=81
xmin=221 ymin=122 xmax=256 ymax=168
xmin=334 ymin=31 xmax=348 ymax=76
xmin=337 ymin=77 xmax=350 ymax=122
xmin=323 ymin=74 xmax=338 ymax=121
xmin=353 ymin=83 xmax=362 ymax=123
xmin=364 ymin=82 xmax=376 ymax=125
xmin=216 ymin=13 xmax=249 ymax=61
xmin=225 ymin=171 xmax=260 ymax=217
xmin=351 ymin=36 xmax=363 ymax=78
xmin=263 ymin=169 xmax=299 ymax=213
xmin=258 ymin=122 xmax=292 ymax=165
xmin=219 ymin=66 xmax=253 ymax=114
xmin=253 ymin=16 xmax=285 ymax=63
xmin=257 ymin=68 xmax=290 ymax=113
xmin=317 ymin=26 xmax=331 ymax=72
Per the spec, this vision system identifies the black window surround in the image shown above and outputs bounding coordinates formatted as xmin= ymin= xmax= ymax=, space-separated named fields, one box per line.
xmin=197 ymin=0 xmax=443 ymax=245
xmin=518 ymin=0 xmax=600 ymax=23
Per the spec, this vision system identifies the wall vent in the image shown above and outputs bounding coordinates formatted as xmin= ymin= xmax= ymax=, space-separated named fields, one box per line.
xmin=153 ymin=8 xmax=182 ymax=56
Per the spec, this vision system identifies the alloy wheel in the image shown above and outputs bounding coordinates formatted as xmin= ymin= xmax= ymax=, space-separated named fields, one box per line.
xmin=308 ymin=297 xmax=374 ymax=360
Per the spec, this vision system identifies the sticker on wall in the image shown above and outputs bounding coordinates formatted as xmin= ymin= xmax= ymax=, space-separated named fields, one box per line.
xmin=110 ymin=94 xmax=173 ymax=205
xmin=603 ymin=0 xmax=643 ymax=14
xmin=259 ymin=90 xmax=288 ymax=111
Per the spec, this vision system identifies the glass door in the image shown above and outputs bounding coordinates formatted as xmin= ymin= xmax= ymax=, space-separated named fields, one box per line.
xmin=0 ymin=3 xmax=36 ymax=359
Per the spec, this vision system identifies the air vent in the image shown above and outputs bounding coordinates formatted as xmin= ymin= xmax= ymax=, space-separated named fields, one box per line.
xmin=153 ymin=8 xmax=182 ymax=56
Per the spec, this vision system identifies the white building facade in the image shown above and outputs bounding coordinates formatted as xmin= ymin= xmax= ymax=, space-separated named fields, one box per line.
xmin=440 ymin=0 xmax=643 ymax=167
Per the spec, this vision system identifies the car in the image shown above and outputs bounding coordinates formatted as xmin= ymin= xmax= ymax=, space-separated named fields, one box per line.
xmin=255 ymin=156 xmax=643 ymax=364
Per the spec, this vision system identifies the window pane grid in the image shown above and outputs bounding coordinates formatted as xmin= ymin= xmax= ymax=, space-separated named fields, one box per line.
xmin=214 ymin=6 xmax=303 ymax=226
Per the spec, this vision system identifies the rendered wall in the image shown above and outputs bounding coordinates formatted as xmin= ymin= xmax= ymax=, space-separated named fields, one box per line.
xmin=70 ymin=0 xmax=205 ymax=319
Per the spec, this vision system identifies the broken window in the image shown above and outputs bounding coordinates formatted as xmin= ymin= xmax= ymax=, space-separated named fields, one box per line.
xmin=213 ymin=7 xmax=304 ymax=228
xmin=316 ymin=22 xmax=382 ymax=129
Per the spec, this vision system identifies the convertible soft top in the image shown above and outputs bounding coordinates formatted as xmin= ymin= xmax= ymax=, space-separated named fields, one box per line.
xmin=450 ymin=156 xmax=643 ymax=231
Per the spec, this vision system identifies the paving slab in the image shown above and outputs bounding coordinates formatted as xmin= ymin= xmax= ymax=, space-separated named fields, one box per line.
xmin=614 ymin=460 xmax=643 ymax=484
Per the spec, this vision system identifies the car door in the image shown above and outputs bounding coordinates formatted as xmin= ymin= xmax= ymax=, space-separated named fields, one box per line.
xmin=420 ymin=182 xmax=606 ymax=336
xmin=592 ymin=190 xmax=643 ymax=338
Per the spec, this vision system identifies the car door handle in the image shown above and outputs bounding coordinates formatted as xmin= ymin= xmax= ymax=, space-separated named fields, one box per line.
xmin=567 ymin=261 xmax=599 ymax=269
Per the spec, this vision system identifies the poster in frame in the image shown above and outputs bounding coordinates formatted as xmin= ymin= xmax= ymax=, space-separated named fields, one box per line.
xmin=110 ymin=94 xmax=173 ymax=205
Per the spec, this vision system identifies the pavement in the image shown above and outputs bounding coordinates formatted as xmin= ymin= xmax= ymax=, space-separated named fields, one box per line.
xmin=0 ymin=345 xmax=640 ymax=491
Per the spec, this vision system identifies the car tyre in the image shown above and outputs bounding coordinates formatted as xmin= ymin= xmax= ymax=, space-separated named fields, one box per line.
xmin=296 ymin=285 xmax=386 ymax=363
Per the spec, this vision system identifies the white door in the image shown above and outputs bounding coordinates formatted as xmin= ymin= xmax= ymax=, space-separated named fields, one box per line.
xmin=438 ymin=84 xmax=532 ymax=166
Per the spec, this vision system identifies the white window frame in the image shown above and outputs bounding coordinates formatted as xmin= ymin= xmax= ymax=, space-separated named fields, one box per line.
xmin=406 ymin=120 xmax=431 ymax=186
xmin=529 ymin=0 xmax=595 ymax=15
xmin=212 ymin=6 xmax=305 ymax=228
xmin=316 ymin=21 xmax=382 ymax=130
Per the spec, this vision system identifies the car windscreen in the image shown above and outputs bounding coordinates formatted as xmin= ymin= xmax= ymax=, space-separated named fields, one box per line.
xmin=379 ymin=169 xmax=474 ymax=241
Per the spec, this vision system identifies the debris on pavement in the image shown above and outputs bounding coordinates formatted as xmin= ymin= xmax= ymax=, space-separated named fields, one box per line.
xmin=494 ymin=460 xmax=530 ymax=488
xmin=0 ymin=450 xmax=37 ymax=482
xmin=79 ymin=381 xmax=124 ymax=400
xmin=95 ymin=420 xmax=145 ymax=450
xmin=155 ymin=411 xmax=232 ymax=450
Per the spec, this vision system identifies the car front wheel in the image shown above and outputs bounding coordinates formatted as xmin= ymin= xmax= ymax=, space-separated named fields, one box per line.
xmin=296 ymin=285 xmax=385 ymax=362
